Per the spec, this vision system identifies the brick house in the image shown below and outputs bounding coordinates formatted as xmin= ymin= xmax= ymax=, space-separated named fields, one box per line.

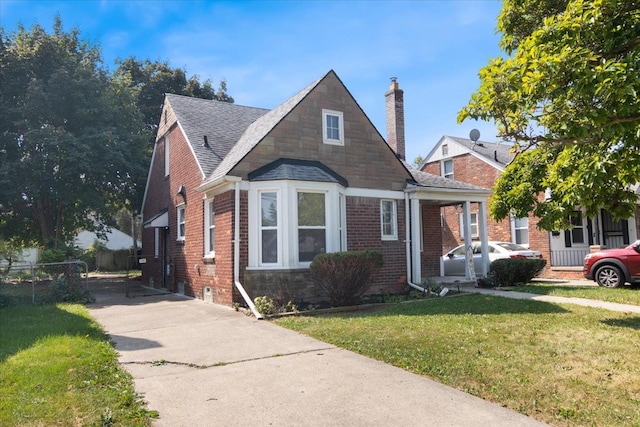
xmin=421 ymin=135 xmax=640 ymax=279
xmin=140 ymin=71 xmax=492 ymax=313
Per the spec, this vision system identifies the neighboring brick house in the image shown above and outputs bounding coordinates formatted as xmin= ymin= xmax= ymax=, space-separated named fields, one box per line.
xmin=421 ymin=135 xmax=640 ymax=279
xmin=140 ymin=71 xmax=492 ymax=311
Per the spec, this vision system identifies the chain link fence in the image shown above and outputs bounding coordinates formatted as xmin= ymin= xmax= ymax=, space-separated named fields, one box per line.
xmin=0 ymin=261 xmax=89 ymax=306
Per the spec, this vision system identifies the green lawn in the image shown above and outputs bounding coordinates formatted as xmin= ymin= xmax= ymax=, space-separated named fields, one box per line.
xmin=0 ymin=303 xmax=157 ymax=426
xmin=515 ymin=281 xmax=640 ymax=306
xmin=276 ymin=294 xmax=640 ymax=427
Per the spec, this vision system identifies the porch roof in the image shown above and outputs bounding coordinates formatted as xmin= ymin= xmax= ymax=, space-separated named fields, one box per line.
xmin=403 ymin=161 xmax=492 ymax=204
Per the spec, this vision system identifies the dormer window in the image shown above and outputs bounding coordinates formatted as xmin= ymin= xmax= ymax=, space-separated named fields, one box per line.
xmin=322 ymin=109 xmax=344 ymax=146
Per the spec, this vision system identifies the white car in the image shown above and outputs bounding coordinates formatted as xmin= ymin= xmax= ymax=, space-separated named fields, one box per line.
xmin=443 ymin=241 xmax=543 ymax=276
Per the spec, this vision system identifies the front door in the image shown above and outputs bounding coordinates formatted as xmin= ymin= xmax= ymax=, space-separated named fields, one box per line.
xmin=601 ymin=210 xmax=629 ymax=249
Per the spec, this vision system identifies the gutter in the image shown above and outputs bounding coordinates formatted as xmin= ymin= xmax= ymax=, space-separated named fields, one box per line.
xmin=233 ymin=180 xmax=263 ymax=319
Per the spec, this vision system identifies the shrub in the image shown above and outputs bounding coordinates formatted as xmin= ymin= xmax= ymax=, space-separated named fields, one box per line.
xmin=254 ymin=296 xmax=276 ymax=316
xmin=490 ymin=258 xmax=547 ymax=287
xmin=310 ymin=250 xmax=383 ymax=307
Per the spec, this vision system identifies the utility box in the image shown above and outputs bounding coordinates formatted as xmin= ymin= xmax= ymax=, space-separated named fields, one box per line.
xmin=203 ymin=286 xmax=213 ymax=303
xmin=177 ymin=281 xmax=185 ymax=295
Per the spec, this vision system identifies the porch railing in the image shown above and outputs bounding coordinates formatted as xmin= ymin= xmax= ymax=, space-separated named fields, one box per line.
xmin=550 ymin=249 xmax=589 ymax=267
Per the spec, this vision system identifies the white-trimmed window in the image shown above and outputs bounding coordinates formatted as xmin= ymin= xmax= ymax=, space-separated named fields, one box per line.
xmin=297 ymin=192 xmax=326 ymax=262
xmin=248 ymin=182 xmax=345 ymax=268
xmin=512 ymin=216 xmax=529 ymax=246
xmin=177 ymin=205 xmax=185 ymax=241
xmin=260 ymin=191 xmax=279 ymax=264
xmin=204 ymin=199 xmax=215 ymax=256
xmin=459 ymin=212 xmax=478 ymax=238
xmin=442 ymin=144 xmax=449 ymax=156
xmin=381 ymin=199 xmax=398 ymax=240
xmin=442 ymin=159 xmax=453 ymax=179
xmin=322 ymin=109 xmax=344 ymax=145
xmin=164 ymin=135 xmax=170 ymax=177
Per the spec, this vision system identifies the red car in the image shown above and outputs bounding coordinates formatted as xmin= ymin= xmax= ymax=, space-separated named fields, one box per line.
xmin=583 ymin=240 xmax=640 ymax=288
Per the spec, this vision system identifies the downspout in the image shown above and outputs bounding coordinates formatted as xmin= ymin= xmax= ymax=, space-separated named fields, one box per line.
xmin=233 ymin=181 xmax=263 ymax=319
xmin=405 ymin=193 xmax=427 ymax=293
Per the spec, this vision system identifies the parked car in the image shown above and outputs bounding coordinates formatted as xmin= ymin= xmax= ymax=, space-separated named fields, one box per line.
xmin=443 ymin=241 xmax=542 ymax=276
xmin=583 ymin=240 xmax=640 ymax=288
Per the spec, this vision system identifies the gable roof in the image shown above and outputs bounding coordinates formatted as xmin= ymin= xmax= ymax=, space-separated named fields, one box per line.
xmin=423 ymin=135 xmax=514 ymax=172
xmin=448 ymin=136 xmax=514 ymax=166
xmin=164 ymin=93 xmax=270 ymax=178
xmin=200 ymin=72 xmax=328 ymax=188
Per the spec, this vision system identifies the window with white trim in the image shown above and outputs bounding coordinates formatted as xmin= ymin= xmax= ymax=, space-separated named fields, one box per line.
xmin=381 ymin=199 xmax=398 ymax=240
xmin=164 ymin=135 xmax=170 ymax=177
xmin=442 ymin=159 xmax=453 ymax=179
xmin=512 ymin=216 xmax=529 ymax=246
xmin=248 ymin=182 xmax=345 ymax=268
xmin=459 ymin=212 xmax=478 ymax=238
xmin=322 ymin=109 xmax=344 ymax=145
xmin=260 ymin=191 xmax=279 ymax=264
xmin=177 ymin=205 xmax=185 ymax=241
xmin=204 ymin=199 xmax=215 ymax=256
xmin=442 ymin=144 xmax=449 ymax=156
xmin=297 ymin=192 xmax=326 ymax=262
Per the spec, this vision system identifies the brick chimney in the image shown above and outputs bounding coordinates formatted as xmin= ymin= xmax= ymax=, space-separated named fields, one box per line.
xmin=385 ymin=77 xmax=405 ymax=160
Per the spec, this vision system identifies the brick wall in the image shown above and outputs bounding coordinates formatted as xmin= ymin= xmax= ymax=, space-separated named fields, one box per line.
xmin=421 ymin=204 xmax=442 ymax=276
xmin=345 ymin=196 xmax=407 ymax=294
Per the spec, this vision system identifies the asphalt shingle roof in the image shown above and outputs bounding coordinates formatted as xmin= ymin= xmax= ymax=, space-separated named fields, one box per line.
xmin=164 ymin=93 xmax=270 ymax=177
xmin=248 ymin=158 xmax=348 ymax=186
xmin=447 ymin=136 xmax=514 ymax=166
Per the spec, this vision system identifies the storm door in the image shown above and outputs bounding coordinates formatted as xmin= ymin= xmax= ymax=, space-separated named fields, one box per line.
xmin=601 ymin=209 xmax=629 ymax=249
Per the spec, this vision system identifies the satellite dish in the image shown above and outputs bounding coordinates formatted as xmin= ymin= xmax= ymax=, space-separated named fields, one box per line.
xmin=469 ymin=129 xmax=480 ymax=142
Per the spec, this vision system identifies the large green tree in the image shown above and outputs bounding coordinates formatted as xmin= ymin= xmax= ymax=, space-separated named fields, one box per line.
xmin=459 ymin=0 xmax=640 ymax=231
xmin=0 ymin=17 xmax=147 ymax=247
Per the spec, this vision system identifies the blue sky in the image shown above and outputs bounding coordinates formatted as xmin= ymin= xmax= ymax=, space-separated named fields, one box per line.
xmin=1 ymin=0 xmax=504 ymax=163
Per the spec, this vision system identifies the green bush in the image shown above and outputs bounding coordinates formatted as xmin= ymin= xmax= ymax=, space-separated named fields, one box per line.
xmin=310 ymin=250 xmax=383 ymax=307
xmin=490 ymin=258 xmax=547 ymax=287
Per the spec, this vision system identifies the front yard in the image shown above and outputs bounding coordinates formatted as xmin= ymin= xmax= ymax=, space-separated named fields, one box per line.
xmin=276 ymin=294 xmax=640 ymax=426
xmin=0 ymin=303 xmax=157 ymax=426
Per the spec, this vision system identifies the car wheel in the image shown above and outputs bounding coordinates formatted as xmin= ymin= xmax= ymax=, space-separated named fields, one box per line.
xmin=595 ymin=265 xmax=624 ymax=288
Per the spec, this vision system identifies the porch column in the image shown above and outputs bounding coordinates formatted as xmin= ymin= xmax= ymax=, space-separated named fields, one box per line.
xmin=463 ymin=201 xmax=473 ymax=279
xmin=411 ymin=197 xmax=422 ymax=283
xmin=478 ymin=201 xmax=489 ymax=277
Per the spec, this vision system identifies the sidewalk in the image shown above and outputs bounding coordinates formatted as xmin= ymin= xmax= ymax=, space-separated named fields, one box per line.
xmin=454 ymin=279 xmax=640 ymax=314
xmin=87 ymin=280 xmax=548 ymax=427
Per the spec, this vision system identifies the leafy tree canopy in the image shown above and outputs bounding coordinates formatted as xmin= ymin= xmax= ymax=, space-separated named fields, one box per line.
xmin=0 ymin=17 xmax=233 ymax=248
xmin=459 ymin=0 xmax=640 ymax=231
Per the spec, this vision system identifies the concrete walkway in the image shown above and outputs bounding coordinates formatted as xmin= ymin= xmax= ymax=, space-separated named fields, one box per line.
xmin=87 ymin=279 xmax=548 ymax=427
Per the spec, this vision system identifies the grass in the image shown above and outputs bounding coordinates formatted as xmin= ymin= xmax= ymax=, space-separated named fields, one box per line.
xmin=0 ymin=303 xmax=158 ymax=426
xmin=514 ymin=281 xmax=640 ymax=306
xmin=276 ymin=294 xmax=640 ymax=427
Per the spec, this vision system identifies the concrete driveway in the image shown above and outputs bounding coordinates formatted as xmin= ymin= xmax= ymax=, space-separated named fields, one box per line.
xmin=87 ymin=278 xmax=547 ymax=427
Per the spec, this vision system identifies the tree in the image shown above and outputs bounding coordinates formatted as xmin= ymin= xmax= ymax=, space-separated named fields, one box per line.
xmin=114 ymin=57 xmax=233 ymax=135
xmin=459 ymin=0 xmax=640 ymax=231
xmin=0 ymin=17 xmax=147 ymax=247
xmin=112 ymin=58 xmax=234 ymax=255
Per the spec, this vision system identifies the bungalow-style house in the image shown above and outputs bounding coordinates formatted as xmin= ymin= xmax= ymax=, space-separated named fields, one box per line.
xmin=421 ymin=135 xmax=640 ymax=279
xmin=140 ymin=71 xmax=492 ymax=311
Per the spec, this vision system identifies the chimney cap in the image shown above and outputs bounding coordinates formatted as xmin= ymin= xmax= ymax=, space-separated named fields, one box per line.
xmin=389 ymin=76 xmax=399 ymax=90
